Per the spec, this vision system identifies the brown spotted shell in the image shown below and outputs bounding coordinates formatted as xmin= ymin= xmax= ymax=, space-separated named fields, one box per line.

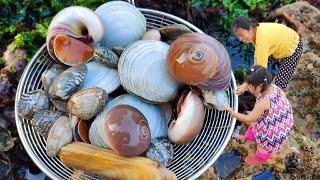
xmin=68 ymin=87 xmax=107 ymax=120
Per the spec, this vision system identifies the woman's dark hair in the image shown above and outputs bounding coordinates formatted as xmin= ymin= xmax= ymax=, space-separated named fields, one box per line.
xmin=232 ymin=16 xmax=259 ymax=30
xmin=245 ymin=65 xmax=274 ymax=92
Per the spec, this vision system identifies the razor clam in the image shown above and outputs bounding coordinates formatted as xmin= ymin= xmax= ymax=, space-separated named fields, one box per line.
xmin=118 ymin=40 xmax=180 ymax=103
xmin=103 ymin=94 xmax=168 ymax=139
xmin=93 ymin=47 xmax=119 ymax=68
xmin=32 ymin=110 xmax=72 ymax=157
xmin=68 ymin=87 xmax=107 ymax=120
xmin=17 ymin=90 xmax=50 ymax=120
xmin=49 ymin=65 xmax=87 ymax=100
xmin=41 ymin=64 xmax=66 ymax=93
xmin=80 ymin=61 xmax=120 ymax=94
xmin=95 ymin=1 xmax=146 ymax=48
xmin=202 ymin=90 xmax=229 ymax=111
xmin=146 ymin=138 xmax=174 ymax=167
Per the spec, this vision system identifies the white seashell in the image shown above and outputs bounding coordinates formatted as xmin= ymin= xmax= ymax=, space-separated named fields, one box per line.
xmin=95 ymin=1 xmax=146 ymax=48
xmin=202 ymin=90 xmax=229 ymax=111
xmin=118 ymin=40 xmax=180 ymax=103
xmin=160 ymin=103 xmax=173 ymax=124
xmin=81 ymin=61 xmax=120 ymax=94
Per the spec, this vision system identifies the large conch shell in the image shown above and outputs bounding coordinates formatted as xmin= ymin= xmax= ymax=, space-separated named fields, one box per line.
xmin=60 ymin=142 xmax=177 ymax=180
xmin=167 ymin=33 xmax=231 ymax=91
xmin=103 ymin=94 xmax=168 ymax=139
xmin=168 ymin=91 xmax=205 ymax=144
xmin=46 ymin=6 xmax=103 ymax=66
xmin=89 ymin=105 xmax=151 ymax=156
xmin=95 ymin=1 xmax=146 ymax=48
xmin=119 ymin=40 xmax=180 ymax=103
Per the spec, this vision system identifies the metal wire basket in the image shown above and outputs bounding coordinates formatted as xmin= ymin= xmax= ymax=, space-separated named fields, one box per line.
xmin=15 ymin=5 xmax=238 ymax=180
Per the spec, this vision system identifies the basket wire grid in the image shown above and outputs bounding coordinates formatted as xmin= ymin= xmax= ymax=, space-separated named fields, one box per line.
xmin=15 ymin=7 xmax=238 ymax=180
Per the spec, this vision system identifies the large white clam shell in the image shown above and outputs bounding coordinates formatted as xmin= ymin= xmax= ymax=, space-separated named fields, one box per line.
xmin=95 ymin=1 xmax=146 ymax=48
xmin=118 ymin=40 xmax=180 ymax=103
xmin=80 ymin=61 xmax=120 ymax=94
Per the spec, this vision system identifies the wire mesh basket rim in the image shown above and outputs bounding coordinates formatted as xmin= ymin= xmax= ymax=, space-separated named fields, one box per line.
xmin=15 ymin=7 xmax=238 ymax=180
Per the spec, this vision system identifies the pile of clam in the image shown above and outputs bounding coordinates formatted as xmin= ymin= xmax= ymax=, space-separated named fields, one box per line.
xmin=17 ymin=1 xmax=232 ymax=179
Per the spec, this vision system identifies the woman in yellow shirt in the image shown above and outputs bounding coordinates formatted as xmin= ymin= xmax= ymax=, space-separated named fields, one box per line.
xmin=232 ymin=16 xmax=303 ymax=94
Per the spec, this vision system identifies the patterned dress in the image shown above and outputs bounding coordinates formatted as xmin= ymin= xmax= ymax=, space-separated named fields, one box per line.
xmin=254 ymin=85 xmax=294 ymax=153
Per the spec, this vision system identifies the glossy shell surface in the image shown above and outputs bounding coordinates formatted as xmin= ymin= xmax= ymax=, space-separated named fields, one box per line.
xmin=167 ymin=33 xmax=231 ymax=91
xmin=119 ymin=40 xmax=180 ymax=103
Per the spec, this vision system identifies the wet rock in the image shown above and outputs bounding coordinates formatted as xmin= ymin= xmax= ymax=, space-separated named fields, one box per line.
xmin=214 ymin=150 xmax=241 ymax=178
xmin=0 ymin=126 xmax=15 ymax=152
xmin=267 ymin=1 xmax=320 ymax=56
xmin=252 ymin=170 xmax=274 ymax=180
xmin=0 ymin=77 xmax=14 ymax=106
xmin=3 ymin=44 xmax=27 ymax=81
xmin=0 ymin=154 xmax=11 ymax=179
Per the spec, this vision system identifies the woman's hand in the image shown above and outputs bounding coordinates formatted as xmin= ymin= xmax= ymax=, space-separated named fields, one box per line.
xmin=236 ymin=82 xmax=248 ymax=95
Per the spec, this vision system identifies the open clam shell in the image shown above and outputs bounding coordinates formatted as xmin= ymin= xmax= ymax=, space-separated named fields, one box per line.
xmin=46 ymin=6 xmax=104 ymax=66
xmin=90 ymin=105 xmax=151 ymax=156
xmin=95 ymin=1 xmax=146 ymax=48
xmin=80 ymin=61 xmax=120 ymax=94
xmin=17 ymin=90 xmax=50 ymax=120
xmin=118 ymin=40 xmax=180 ymax=103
